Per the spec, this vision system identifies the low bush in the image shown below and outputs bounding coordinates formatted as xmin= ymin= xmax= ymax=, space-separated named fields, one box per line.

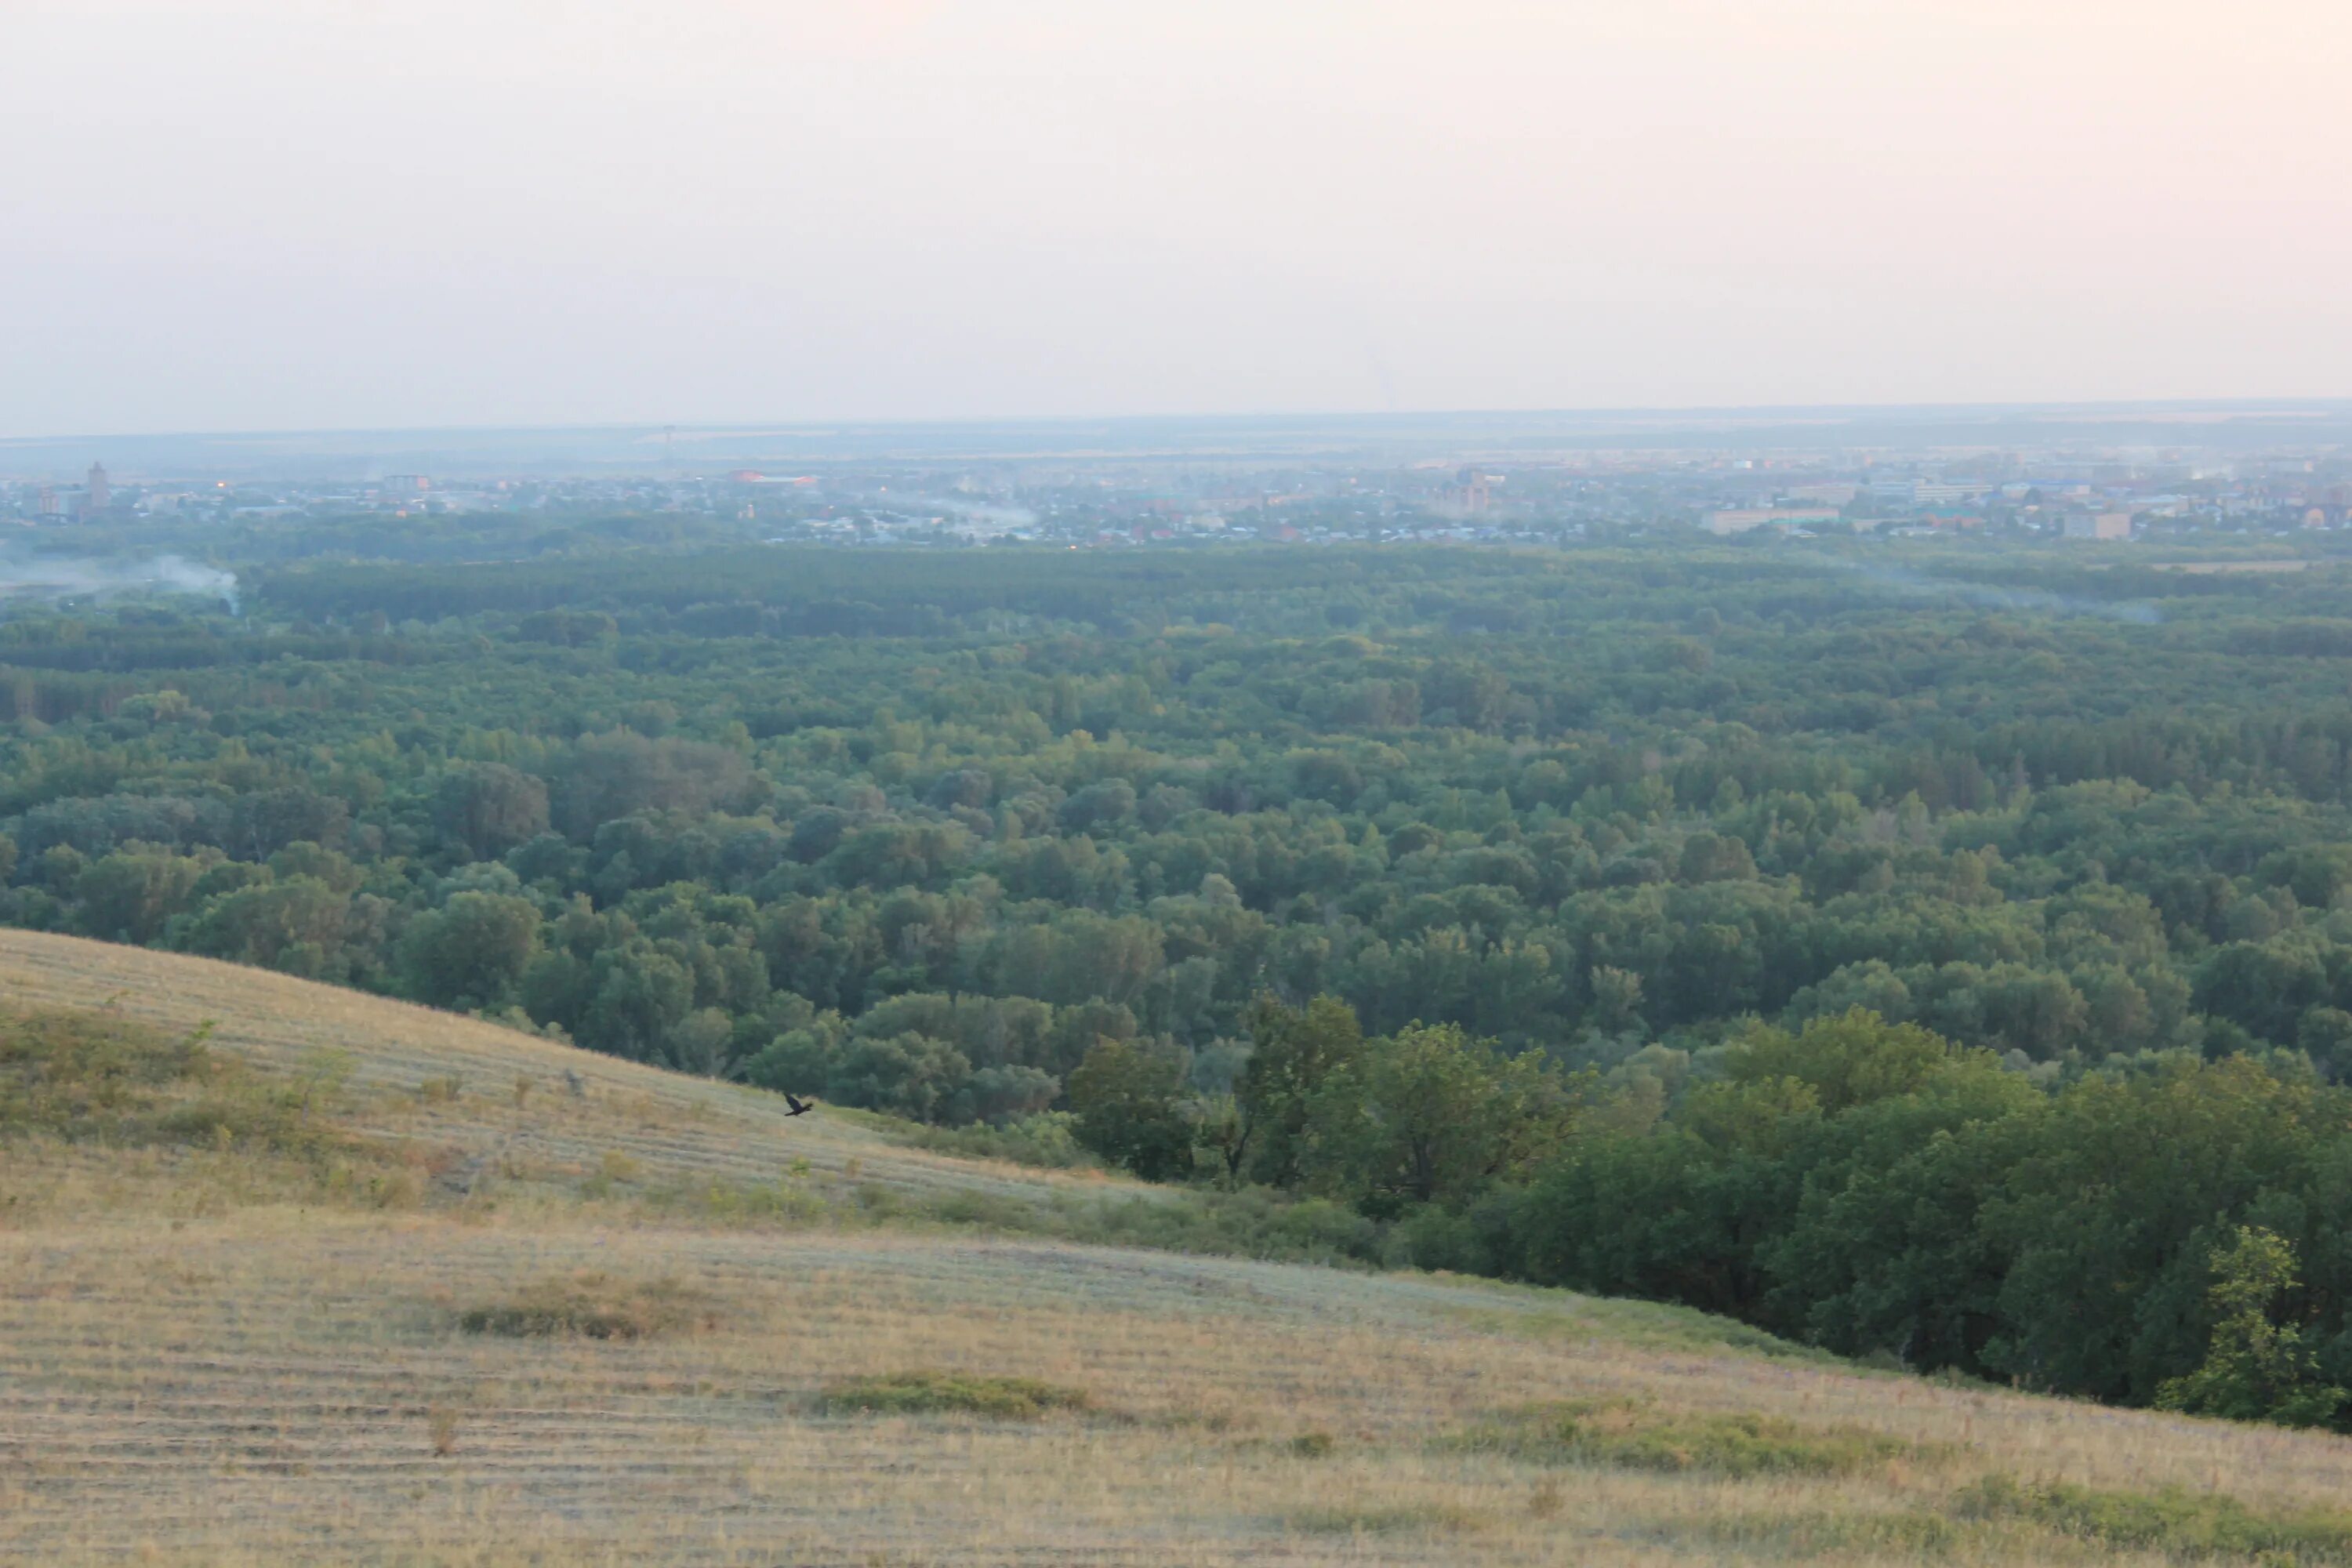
xmin=1457 ymin=1399 xmax=1923 ymax=1479
xmin=2 ymin=1007 xmax=209 ymax=1137
xmin=1959 ymin=1475 xmax=2352 ymax=1561
xmin=1051 ymin=1189 xmax=1381 ymax=1265
xmin=456 ymin=1272 xmax=717 ymax=1339
xmin=1287 ymin=1504 xmax=1484 ymax=1535
xmin=1690 ymin=1472 xmax=2352 ymax=1562
xmin=0 ymin=1007 xmax=339 ymax=1156
xmin=818 ymin=1370 xmax=1092 ymax=1420
xmin=904 ymin=1112 xmax=1097 ymax=1171
xmin=1690 ymin=1508 xmax=1969 ymax=1557
xmin=1443 ymin=1294 xmax=1839 ymax=1364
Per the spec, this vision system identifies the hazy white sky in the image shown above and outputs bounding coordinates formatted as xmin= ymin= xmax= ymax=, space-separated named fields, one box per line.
xmin=4 ymin=0 xmax=2349 ymax=434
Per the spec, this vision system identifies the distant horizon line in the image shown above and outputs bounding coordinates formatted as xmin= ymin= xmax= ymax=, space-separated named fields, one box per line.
xmin=9 ymin=395 xmax=2352 ymax=449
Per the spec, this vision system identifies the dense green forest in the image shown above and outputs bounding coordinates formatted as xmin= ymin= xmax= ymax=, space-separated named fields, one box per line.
xmin=15 ymin=539 xmax=2352 ymax=1424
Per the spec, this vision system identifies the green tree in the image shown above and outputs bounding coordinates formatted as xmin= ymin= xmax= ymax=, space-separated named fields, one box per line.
xmin=662 ymin=1007 xmax=739 ymax=1079
xmin=434 ymin=763 xmax=551 ymax=861
xmin=579 ymin=945 xmax=695 ymax=1061
xmin=1067 ymin=1037 xmax=1192 ymax=1181
xmin=826 ymin=1033 xmax=972 ymax=1122
xmin=1303 ymin=1022 xmax=1574 ymax=1215
xmin=2157 ymin=1226 xmax=2347 ymax=1428
xmin=1981 ymin=1057 xmax=2326 ymax=1403
xmin=1725 ymin=1008 xmax=1966 ymax=1114
xmin=178 ymin=877 xmax=353 ymax=978
xmin=398 ymin=891 xmax=543 ymax=1011
xmin=1233 ymin=995 xmax=1363 ymax=1186
xmin=75 ymin=850 xmax=205 ymax=945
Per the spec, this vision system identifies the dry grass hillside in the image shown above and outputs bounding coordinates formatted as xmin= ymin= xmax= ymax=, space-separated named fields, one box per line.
xmin=8 ymin=929 xmax=2352 ymax=1566
xmin=0 ymin=926 xmax=1135 ymax=1214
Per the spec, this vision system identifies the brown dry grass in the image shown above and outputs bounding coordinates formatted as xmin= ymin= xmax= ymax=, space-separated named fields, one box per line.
xmin=8 ymin=931 xmax=2352 ymax=1565
xmin=0 ymin=927 xmax=1145 ymax=1218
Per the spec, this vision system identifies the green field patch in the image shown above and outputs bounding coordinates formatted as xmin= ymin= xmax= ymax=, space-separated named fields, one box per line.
xmin=1456 ymin=1398 xmax=1927 ymax=1479
xmin=1959 ymin=1475 xmax=2352 ymax=1562
xmin=1286 ymin=1503 xmax=1485 ymax=1535
xmin=1682 ymin=1475 xmax=2352 ymax=1562
xmin=818 ymin=1370 xmax=1094 ymax=1420
xmin=2 ymin=1006 xmax=350 ymax=1159
xmin=1437 ymin=1292 xmax=1842 ymax=1366
xmin=456 ymin=1272 xmax=719 ymax=1340
xmin=1680 ymin=1507 xmax=1974 ymax=1559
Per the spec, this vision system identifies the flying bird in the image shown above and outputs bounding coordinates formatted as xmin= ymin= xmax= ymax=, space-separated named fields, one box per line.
xmin=783 ymin=1093 xmax=815 ymax=1117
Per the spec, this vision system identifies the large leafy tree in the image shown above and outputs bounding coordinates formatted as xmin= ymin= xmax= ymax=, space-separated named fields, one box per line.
xmin=1232 ymin=995 xmax=1363 ymax=1187
xmin=2158 ymin=1226 xmax=2347 ymax=1428
xmin=1067 ymin=1038 xmax=1192 ymax=1181
xmin=1303 ymin=1022 xmax=1573 ymax=1216
xmin=398 ymin=891 xmax=543 ymax=1011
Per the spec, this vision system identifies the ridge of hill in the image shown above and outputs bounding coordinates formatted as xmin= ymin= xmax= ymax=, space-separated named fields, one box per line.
xmin=8 ymin=931 xmax=2352 ymax=1566
xmin=0 ymin=926 xmax=1139 ymax=1215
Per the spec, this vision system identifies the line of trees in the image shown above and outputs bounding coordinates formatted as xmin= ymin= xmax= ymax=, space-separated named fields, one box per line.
xmin=1080 ymin=996 xmax=2352 ymax=1430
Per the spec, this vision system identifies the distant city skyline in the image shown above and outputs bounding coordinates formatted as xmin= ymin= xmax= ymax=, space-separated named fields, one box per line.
xmin=14 ymin=399 xmax=2352 ymax=485
xmin=13 ymin=396 xmax=2350 ymax=554
xmin=5 ymin=2 xmax=2350 ymax=437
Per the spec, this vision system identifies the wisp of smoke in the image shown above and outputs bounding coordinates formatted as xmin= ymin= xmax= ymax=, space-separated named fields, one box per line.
xmin=913 ymin=498 xmax=1039 ymax=528
xmin=0 ymin=554 xmax=240 ymax=612
xmin=1824 ymin=559 xmax=2159 ymax=624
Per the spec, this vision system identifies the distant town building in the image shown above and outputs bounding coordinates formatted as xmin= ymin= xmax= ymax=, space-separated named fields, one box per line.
xmin=2063 ymin=512 xmax=2132 ymax=540
xmin=1708 ymin=508 xmax=1842 ymax=535
xmin=1449 ymin=467 xmax=1493 ymax=514
xmin=83 ymin=463 xmax=110 ymax=517
xmin=1866 ymin=477 xmax=1984 ymax=506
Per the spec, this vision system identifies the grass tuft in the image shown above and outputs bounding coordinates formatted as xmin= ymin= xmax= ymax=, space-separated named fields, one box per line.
xmin=818 ymin=1370 xmax=1092 ymax=1420
xmin=1441 ymin=1295 xmax=1841 ymax=1365
xmin=1689 ymin=1507 xmax=1973 ymax=1557
xmin=1959 ymin=1475 xmax=2352 ymax=1561
xmin=1 ymin=1007 xmax=343 ymax=1158
xmin=1691 ymin=1475 xmax=2352 ymax=1562
xmin=455 ymin=1272 xmax=717 ymax=1340
xmin=1455 ymin=1398 xmax=1927 ymax=1479
xmin=1287 ymin=1504 xmax=1486 ymax=1535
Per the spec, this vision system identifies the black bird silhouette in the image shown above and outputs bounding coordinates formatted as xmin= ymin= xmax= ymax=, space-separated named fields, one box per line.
xmin=783 ymin=1093 xmax=815 ymax=1117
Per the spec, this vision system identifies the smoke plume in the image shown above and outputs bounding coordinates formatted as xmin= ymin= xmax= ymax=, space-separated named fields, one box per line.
xmin=1824 ymin=558 xmax=2159 ymax=624
xmin=0 ymin=554 xmax=240 ymax=612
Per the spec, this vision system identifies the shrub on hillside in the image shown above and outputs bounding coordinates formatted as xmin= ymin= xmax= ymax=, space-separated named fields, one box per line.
xmin=456 ymin=1272 xmax=718 ymax=1339
xmin=818 ymin=1370 xmax=1091 ymax=1420
xmin=0 ymin=1007 xmax=338 ymax=1156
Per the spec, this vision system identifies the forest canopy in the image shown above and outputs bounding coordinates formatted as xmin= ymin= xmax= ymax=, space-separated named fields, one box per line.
xmin=11 ymin=539 xmax=2352 ymax=1421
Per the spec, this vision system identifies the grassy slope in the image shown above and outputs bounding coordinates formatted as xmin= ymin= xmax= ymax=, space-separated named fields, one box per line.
xmin=0 ymin=927 xmax=1127 ymax=1210
xmin=5 ymin=930 xmax=2352 ymax=1566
